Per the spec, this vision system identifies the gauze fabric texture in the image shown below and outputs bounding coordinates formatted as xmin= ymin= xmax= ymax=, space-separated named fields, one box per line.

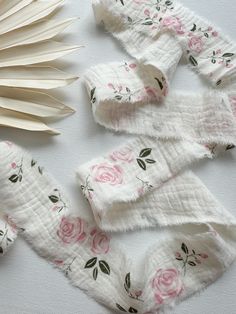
xmin=0 ymin=1 xmax=236 ymax=314
xmin=93 ymin=0 xmax=236 ymax=86
xmin=0 ymin=141 xmax=236 ymax=314
xmin=80 ymin=0 xmax=236 ymax=312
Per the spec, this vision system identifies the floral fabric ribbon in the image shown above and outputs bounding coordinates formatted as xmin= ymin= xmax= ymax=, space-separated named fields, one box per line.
xmin=93 ymin=0 xmax=236 ymax=86
xmin=0 ymin=141 xmax=236 ymax=314
xmin=0 ymin=1 xmax=236 ymax=314
xmin=78 ymin=0 xmax=236 ymax=312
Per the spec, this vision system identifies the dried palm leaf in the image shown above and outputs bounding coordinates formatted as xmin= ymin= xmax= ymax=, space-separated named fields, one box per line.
xmin=0 ymin=0 xmax=80 ymax=134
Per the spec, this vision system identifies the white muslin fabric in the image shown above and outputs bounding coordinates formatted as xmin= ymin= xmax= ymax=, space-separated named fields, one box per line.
xmin=93 ymin=0 xmax=236 ymax=86
xmin=0 ymin=1 xmax=236 ymax=314
xmin=0 ymin=141 xmax=236 ymax=314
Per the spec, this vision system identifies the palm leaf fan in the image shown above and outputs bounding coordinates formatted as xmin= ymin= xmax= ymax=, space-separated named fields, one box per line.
xmin=0 ymin=0 xmax=81 ymax=135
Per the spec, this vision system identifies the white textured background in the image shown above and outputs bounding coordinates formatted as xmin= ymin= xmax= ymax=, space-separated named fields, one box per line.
xmin=0 ymin=1 xmax=236 ymax=313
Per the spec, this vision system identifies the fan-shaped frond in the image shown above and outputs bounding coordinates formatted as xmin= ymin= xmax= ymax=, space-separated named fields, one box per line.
xmin=0 ymin=0 xmax=79 ymax=134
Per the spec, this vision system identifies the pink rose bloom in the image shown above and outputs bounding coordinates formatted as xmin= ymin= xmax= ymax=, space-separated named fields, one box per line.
xmin=110 ymin=147 xmax=134 ymax=163
xmin=108 ymin=83 xmax=115 ymax=90
xmin=54 ymin=260 xmax=64 ymax=266
xmin=175 ymin=252 xmax=182 ymax=259
xmin=161 ymin=16 xmax=185 ymax=35
xmin=90 ymin=228 xmax=110 ymax=254
xmin=4 ymin=214 xmax=18 ymax=234
xmin=212 ymin=31 xmax=218 ymax=37
xmin=134 ymin=290 xmax=142 ymax=298
xmin=92 ymin=163 xmax=123 ymax=185
xmin=152 ymin=268 xmax=183 ymax=304
xmin=162 ymin=85 xmax=168 ymax=97
xmin=188 ymin=36 xmax=203 ymax=53
xmin=129 ymin=63 xmax=137 ymax=69
xmin=145 ymin=86 xmax=159 ymax=100
xmin=199 ymin=253 xmax=208 ymax=259
xmin=57 ymin=216 xmax=86 ymax=244
xmin=144 ymin=9 xmax=150 ymax=16
xmin=11 ymin=162 xmax=17 ymax=169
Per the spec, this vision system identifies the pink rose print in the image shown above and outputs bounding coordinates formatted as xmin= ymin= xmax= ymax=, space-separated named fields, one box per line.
xmin=108 ymin=83 xmax=136 ymax=102
xmin=90 ymin=228 xmax=110 ymax=254
xmin=129 ymin=63 xmax=137 ymax=69
xmin=11 ymin=162 xmax=17 ymax=169
xmin=54 ymin=259 xmax=64 ymax=266
xmin=161 ymin=16 xmax=185 ymax=35
xmin=4 ymin=214 xmax=18 ymax=234
xmin=110 ymin=147 xmax=134 ymax=163
xmin=204 ymin=49 xmax=235 ymax=68
xmin=188 ymin=36 xmax=203 ymax=53
xmin=175 ymin=243 xmax=209 ymax=275
xmin=212 ymin=31 xmax=218 ymax=37
xmin=57 ymin=216 xmax=86 ymax=244
xmin=54 ymin=257 xmax=77 ymax=276
xmin=120 ymin=62 xmax=137 ymax=72
xmin=9 ymin=158 xmax=23 ymax=183
xmin=199 ymin=253 xmax=208 ymax=259
xmin=144 ymin=86 xmax=161 ymax=101
xmin=152 ymin=268 xmax=183 ymax=304
xmin=144 ymin=9 xmax=150 ymax=16
xmin=92 ymin=163 xmax=123 ymax=185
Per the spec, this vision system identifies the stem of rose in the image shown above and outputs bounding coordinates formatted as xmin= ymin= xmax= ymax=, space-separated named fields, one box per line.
xmin=17 ymin=158 xmax=23 ymax=176
xmin=0 ymin=226 xmax=8 ymax=246
xmin=182 ymin=253 xmax=197 ymax=275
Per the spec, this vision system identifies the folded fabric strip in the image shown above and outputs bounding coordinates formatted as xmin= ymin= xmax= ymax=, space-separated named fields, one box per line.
xmin=77 ymin=137 xmax=213 ymax=230
xmin=85 ymin=66 xmax=236 ymax=146
xmin=77 ymin=1 xmax=236 ymax=311
xmin=93 ymin=0 xmax=236 ymax=86
xmin=87 ymin=32 xmax=182 ymax=109
xmin=0 ymin=1 xmax=236 ymax=314
xmin=0 ymin=141 xmax=236 ymax=314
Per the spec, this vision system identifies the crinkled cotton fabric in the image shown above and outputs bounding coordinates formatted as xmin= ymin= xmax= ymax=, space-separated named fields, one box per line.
xmin=0 ymin=141 xmax=236 ymax=314
xmin=93 ymin=0 xmax=236 ymax=86
xmin=1 ymin=1 xmax=236 ymax=314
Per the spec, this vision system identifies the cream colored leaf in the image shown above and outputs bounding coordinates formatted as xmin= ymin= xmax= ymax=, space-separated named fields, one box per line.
xmin=0 ymin=18 xmax=77 ymax=50
xmin=0 ymin=0 xmax=64 ymax=35
xmin=0 ymin=41 xmax=81 ymax=67
xmin=0 ymin=108 xmax=60 ymax=134
xmin=0 ymin=87 xmax=75 ymax=117
xmin=0 ymin=0 xmax=33 ymax=22
xmin=0 ymin=66 xmax=78 ymax=89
